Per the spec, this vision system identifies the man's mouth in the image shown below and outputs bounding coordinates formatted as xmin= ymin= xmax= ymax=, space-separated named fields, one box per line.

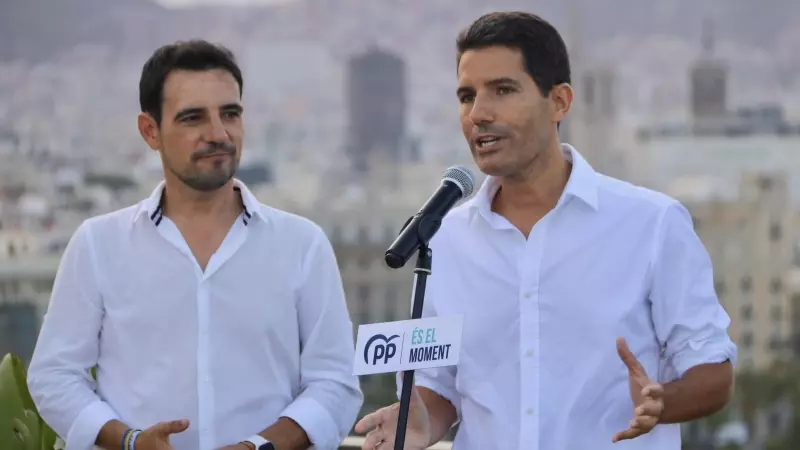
xmin=198 ymin=151 xmax=232 ymax=160
xmin=476 ymin=136 xmax=503 ymax=150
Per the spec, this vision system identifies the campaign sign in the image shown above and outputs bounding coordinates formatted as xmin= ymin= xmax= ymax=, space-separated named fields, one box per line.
xmin=353 ymin=315 xmax=464 ymax=376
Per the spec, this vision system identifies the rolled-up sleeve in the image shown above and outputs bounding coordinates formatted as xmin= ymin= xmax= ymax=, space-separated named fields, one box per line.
xmin=27 ymin=220 xmax=120 ymax=450
xmin=395 ymin=232 xmax=462 ymax=421
xmin=279 ymin=226 xmax=363 ymax=450
xmin=650 ymin=202 xmax=738 ymax=379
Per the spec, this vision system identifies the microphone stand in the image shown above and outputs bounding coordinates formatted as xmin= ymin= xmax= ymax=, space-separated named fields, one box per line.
xmin=394 ymin=243 xmax=431 ymax=450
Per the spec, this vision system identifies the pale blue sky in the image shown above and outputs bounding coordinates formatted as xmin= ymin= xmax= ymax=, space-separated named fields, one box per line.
xmin=156 ymin=0 xmax=295 ymax=7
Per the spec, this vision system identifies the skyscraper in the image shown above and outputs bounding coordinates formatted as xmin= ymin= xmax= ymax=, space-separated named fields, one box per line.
xmin=345 ymin=47 xmax=407 ymax=175
xmin=690 ymin=18 xmax=728 ymax=122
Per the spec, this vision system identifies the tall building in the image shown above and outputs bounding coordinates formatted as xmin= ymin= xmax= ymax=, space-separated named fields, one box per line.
xmin=677 ymin=173 xmax=799 ymax=371
xmin=637 ymin=126 xmax=800 ymax=201
xmin=690 ymin=18 xmax=728 ymax=125
xmin=345 ymin=47 xmax=407 ymax=176
xmin=573 ymin=66 xmax=628 ymax=177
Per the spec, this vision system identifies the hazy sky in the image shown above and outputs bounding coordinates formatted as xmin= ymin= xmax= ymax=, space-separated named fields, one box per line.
xmin=156 ymin=0 xmax=294 ymax=7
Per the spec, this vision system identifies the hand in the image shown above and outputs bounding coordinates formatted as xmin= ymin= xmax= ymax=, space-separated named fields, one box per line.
xmin=133 ymin=419 xmax=190 ymax=450
xmin=354 ymin=380 xmax=431 ymax=450
xmin=612 ymin=337 xmax=665 ymax=443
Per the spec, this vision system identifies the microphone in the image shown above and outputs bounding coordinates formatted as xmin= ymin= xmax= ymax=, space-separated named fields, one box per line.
xmin=384 ymin=165 xmax=476 ymax=269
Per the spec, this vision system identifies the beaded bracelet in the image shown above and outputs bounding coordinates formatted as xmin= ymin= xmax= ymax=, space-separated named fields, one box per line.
xmin=129 ymin=429 xmax=142 ymax=450
xmin=121 ymin=428 xmax=142 ymax=450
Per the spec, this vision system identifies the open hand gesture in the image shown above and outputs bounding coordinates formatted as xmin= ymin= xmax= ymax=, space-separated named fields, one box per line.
xmin=612 ymin=337 xmax=665 ymax=443
xmin=354 ymin=382 xmax=431 ymax=450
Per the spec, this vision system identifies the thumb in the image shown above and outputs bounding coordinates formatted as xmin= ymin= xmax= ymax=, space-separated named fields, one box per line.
xmin=354 ymin=409 xmax=385 ymax=434
xmin=616 ymin=337 xmax=646 ymax=377
xmin=155 ymin=419 xmax=190 ymax=435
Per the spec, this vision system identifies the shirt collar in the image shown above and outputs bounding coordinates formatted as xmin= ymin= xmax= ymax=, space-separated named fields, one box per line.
xmin=467 ymin=143 xmax=599 ymax=223
xmin=134 ymin=178 xmax=264 ymax=227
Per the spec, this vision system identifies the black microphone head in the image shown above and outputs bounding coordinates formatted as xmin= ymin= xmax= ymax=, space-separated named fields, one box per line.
xmin=442 ymin=165 xmax=476 ymax=199
xmin=385 ymin=252 xmax=405 ymax=269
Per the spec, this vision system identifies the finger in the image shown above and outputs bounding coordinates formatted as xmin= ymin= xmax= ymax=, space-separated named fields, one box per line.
xmin=355 ymin=409 xmax=390 ymax=434
xmin=616 ymin=337 xmax=646 ymax=376
xmin=361 ymin=427 xmax=387 ymax=449
xmin=631 ymin=414 xmax=659 ymax=430
xmin=156 ymin=419 xmax=190 ymax=435
xmin=635 ymin=400 xmax=664 ymax=418
xmin=641 ymin=383 xmax=664 ymax=399
xmin=612 ymin=426 xmax=644 ymax=443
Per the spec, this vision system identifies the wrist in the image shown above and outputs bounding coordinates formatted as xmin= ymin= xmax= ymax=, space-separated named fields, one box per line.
xmin=121 ymin=428 xmax=142 ymax=450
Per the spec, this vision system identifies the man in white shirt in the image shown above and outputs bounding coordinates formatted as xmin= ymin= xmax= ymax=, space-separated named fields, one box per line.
xmin=27 ymin=40 xmax=362 ymax=450
xmin=355 ymin=12 xmax=736 ymax=450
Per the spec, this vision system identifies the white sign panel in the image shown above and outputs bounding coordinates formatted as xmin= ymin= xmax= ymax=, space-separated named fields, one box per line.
xmin=353 ymin=315 xmax=464 ymax=376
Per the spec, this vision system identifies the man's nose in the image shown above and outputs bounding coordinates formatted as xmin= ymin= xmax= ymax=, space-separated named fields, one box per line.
xmin=205 ymin=116 xmax=230 ymax=143
xmin=469 ymin=96 xmax=495 ymax=125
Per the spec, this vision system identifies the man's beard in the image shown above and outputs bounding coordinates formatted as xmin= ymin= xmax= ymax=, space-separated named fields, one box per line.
xmin=173 ymin=160 xmax=238 ymax=192
xmin=165 ymin=142 xmax=240 ymax=192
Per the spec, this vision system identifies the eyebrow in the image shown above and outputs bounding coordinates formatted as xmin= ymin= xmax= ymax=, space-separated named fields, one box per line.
xmin=173 ymin=103 xmax=243 ymax=121
xmin=456 ymin=77 xmax=521 ymax=97
xmin=174 ymin=107 xmax=204 ymax=121
xmin=220 ymin=103 xmax=243 ymax=114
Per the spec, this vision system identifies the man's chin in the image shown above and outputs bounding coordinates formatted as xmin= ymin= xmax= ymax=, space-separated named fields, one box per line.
xmin=475 ymin=157 xmax=510 ymax=178
xmin=182 ymin=172 xmax=236 ymax=192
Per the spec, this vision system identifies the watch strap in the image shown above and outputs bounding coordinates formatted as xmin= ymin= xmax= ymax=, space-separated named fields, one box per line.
xmin=242 ymin=435 xmax=274 ymax=450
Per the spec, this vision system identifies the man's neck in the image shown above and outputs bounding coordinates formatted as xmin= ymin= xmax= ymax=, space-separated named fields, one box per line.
xmin=494 ymin=143 xmax=572 ymax=214
xmin=161 ymin=178 xmax=241 ymax=222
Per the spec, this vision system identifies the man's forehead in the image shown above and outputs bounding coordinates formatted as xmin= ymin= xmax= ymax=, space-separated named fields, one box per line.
xmin=457 ymin=47 xmax=526 ymax=83
xmin=162 ymin=69 xmax=240 ymax=104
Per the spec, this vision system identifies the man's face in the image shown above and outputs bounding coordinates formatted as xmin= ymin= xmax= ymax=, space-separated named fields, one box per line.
xmin=139 ymin=68 xmax=243 ymax=192
xmin=456 ymin=46 xmax=566 ymax=178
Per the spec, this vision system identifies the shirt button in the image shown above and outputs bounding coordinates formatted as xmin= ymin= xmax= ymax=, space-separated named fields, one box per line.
xmin=524 ymin=292 xmax=533 ymax=299
xmin=526 ymin=350 xmax=534 ymax=357
xmin=526 ymin=408 xmax=534 ymax=415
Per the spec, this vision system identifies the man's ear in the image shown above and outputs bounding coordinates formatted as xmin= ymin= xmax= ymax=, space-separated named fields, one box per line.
xmin=137 ymin=112 xmax=162 ymax=151
xmin=550 ymin=83 xmax=574 ymax=124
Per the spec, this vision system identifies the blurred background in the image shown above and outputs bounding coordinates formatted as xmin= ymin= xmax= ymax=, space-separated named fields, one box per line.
xmin=1 ymin=0 xmax=799 ymax=448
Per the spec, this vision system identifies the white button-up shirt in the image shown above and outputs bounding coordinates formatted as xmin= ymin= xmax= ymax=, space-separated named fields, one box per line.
xmin=28 ymin=180 xmax=363 ymax=450
xmin=409 ymin=145 xmax=736 ymax=450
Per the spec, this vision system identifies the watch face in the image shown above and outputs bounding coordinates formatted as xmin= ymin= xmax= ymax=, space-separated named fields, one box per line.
xmin=258 ymin=444 xmax=275 ymax=450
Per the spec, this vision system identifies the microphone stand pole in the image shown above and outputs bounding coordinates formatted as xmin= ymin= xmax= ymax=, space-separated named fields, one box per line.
xmin=393 ymin=243 xmax=431 ymax=450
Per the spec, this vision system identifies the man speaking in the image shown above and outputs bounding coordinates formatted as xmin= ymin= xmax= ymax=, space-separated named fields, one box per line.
xmin=355 ymin=12 xmax=736 ymax=450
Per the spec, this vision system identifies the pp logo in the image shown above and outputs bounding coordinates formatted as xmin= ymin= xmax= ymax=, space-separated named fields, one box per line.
xmin=363 ymin=334 xmax=400 ymax=365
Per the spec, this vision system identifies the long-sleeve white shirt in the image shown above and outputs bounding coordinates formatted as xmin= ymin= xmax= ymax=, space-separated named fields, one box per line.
xmin=408 ymin=144 xmax=737 ymax=449
xmin=27 ymin=179 xmax=363 ymax=450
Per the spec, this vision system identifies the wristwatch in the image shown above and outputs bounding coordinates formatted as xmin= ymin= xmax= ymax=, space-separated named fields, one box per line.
xmin=241 ymin=435 xmax=275 ymax=450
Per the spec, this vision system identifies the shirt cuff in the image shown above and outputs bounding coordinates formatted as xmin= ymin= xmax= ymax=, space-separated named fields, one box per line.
xmin=280 ymin=396 xmax=340 ymax=450
xmin=671 ymin=338 xmax=737 ymax=378
xmin=65 ymin=401 xmax=119 ymax=450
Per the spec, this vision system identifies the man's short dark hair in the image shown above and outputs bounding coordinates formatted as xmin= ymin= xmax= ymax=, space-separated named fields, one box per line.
xmin=456 ymin=12 xmax=571 ymax=97
xmin=139 ymin=40 xmax=244 ymax=125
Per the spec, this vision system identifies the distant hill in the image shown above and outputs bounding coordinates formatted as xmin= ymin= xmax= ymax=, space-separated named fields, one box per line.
xmin=1 ymin=0 xmax=797 ymax=62
xmin=0 ymin=0 xmax=169 ymax=61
